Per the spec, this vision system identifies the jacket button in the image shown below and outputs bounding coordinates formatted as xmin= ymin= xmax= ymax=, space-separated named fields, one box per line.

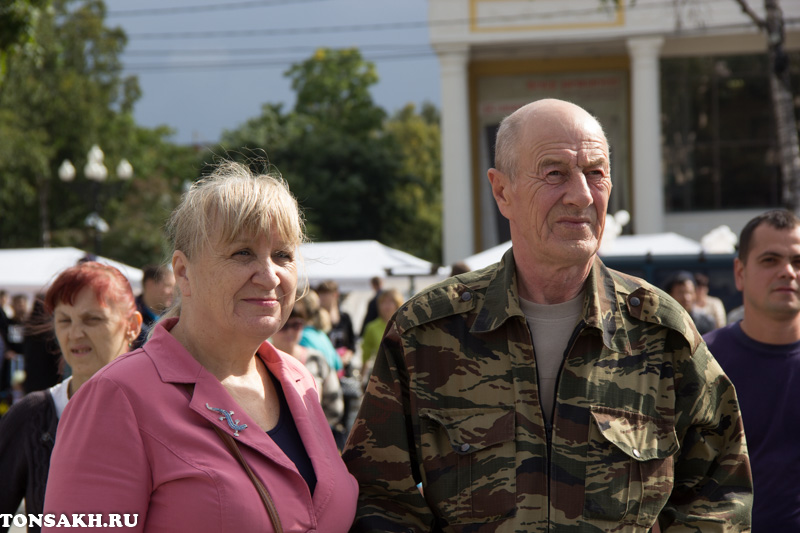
xmin=461 ymin=292 xmax=472 ymax=302
xmin=630 ymin=296 xmax=641 ymax=307
xmin=633 ymin=449 xmax=641 ymax=458
xmin=459 ymin=443 xmax=470 ymax=452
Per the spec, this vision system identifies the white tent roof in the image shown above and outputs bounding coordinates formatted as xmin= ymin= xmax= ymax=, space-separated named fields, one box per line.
xmin=298 ymin=240 xmax=440 ymax=293
xmin=598 ymin=232 xmax=703 ymax=257
xmin=0 ymin=247 xmax=143 ymax=297
xmin=462 ymin=233 xmax=705 ymax=271
xmin=462 ymin=241 xmax=512 ymax=271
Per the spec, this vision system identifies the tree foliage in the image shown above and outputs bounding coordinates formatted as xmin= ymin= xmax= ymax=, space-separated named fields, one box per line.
xmin=0 ymin=0 xmax=49 ymax=80
xmin=0 ymin=0 xmax=198 ymax=267
xmin=1 ymin=16 xmax=443 ymax=267
xmin=220 ymin=48 xmax=442 ymax=263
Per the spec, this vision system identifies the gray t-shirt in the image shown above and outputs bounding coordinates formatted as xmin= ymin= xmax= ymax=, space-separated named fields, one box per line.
xmin=519 ymin=292 xmax=584 ymax=424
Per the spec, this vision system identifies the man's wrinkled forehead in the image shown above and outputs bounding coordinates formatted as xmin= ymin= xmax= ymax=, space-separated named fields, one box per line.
xmin=524 ymin=128 xmax=609 ymax=169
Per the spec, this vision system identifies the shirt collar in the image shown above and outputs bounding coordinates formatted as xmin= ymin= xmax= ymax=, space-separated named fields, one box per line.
xmin=49 ymin=376 xmax=72 ymax=419
xmin=471 ymin=249 xmax=633 ymax=354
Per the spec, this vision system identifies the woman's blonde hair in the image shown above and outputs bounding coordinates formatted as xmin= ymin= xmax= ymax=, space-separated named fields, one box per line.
xmin=378 ymin=288 xmax=405 ymax=309
xmin=302 ymin=289 xmax=332 ymax=333
xmin=159 ymin=159 xmax=306 ymax=324
xmin=166 ymin=159 xmax=305 ymax=259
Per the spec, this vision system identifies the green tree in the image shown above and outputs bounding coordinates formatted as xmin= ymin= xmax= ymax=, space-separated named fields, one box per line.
xmin=383 ymin=103 xmax=442 ymax=262
xmin=0 ymin=0 xmax=134 ymax=248
xmin=287 ymin=48 xmax=385 ymax=135
xmin=0 ymin=0 xmax=196 ymax=266
xmin=0 ymin=0 xmax=49 ymax=80
xmin=220 ymin=48 xmax=443 ymax=263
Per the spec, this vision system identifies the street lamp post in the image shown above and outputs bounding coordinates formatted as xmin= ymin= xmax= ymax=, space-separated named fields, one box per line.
xmin=58 ymin=145 xmax=133 ymax=255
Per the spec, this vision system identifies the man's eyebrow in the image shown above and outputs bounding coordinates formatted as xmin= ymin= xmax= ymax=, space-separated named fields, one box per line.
xmin=583 ymin=157 xmax=608 ymax=168
xmin=756 ymin=250 xmax=794 ymax=259
xmin=539 ymin=157 xmax=567 ymax=168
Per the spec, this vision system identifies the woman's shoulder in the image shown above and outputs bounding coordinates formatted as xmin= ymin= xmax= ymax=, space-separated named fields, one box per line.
xmin=87 ymin=348 xmax=161 ymax=391
xmin=0 ymin=390 xmax=53 ymax=431
xmin=263 ymin=341 xmax=312 ymax=377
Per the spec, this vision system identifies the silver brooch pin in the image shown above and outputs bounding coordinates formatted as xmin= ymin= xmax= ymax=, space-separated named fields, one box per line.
xmin=206 ymin=403 xmax=248 ymax=436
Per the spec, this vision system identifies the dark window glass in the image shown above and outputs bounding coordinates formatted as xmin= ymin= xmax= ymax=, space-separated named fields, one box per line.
xmin=661 ymin=52 xmax=800 ymax=212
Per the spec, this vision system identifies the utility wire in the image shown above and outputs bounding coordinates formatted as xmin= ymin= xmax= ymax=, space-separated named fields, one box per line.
xmin=120 ymin=17 xmax=800 ymax=74
xmin=106 ymin=0 xmax=328 ymax=17
xmin=122 ymin=0 xmax=762 ymax=40
xmin=123 ymin=44 xmax=433 ymax=57
xmin=123 ymin=48 xmax=436 ymax=73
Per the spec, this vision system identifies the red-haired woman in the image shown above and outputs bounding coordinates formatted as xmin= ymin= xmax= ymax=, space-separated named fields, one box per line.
xmin=0 ymin=262 xmax=142 ymax=532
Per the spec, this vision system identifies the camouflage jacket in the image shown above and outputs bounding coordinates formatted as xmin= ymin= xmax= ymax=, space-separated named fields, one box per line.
xmin=343 ymin=250 xmax=752 ymax=532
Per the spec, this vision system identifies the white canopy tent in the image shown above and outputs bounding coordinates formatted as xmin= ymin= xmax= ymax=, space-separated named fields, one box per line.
xmin=0 ymin=247 xmax=143 ymax=298
xmin=461 ymin=232 xmax=706 ymax=272
xmin=298 ymin=240 xmax=444 ymax=294
xmin=298 ymin=240 xmax=447 ymax=330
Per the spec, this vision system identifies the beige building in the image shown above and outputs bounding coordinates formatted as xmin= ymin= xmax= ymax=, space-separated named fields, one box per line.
xmin=429 ymin=0 xmax=800 ymax=264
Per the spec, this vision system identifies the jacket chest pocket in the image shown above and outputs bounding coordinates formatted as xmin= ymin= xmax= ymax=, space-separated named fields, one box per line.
xmin=418 ymin=407 xmax=516 ymax=526
xmin=583 ymin=406 xmax=679 ymax=528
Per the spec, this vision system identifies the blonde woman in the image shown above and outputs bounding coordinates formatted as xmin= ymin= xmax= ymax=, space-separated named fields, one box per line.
xmin=44 ymin=161 xmax=357 ymax=532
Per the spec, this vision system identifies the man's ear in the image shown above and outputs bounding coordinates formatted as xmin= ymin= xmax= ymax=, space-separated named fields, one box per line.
xmin=734 ymin=257 xmax=745 ymax=292
xmin=172 ymin=251 xmax=191 ymax=298
xmin=488 ymin=168 xmax=513 ymax=219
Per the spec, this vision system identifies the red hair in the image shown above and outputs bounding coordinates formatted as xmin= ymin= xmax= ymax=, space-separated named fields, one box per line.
xmin=44 ymin=262 xmax=136 ymax=316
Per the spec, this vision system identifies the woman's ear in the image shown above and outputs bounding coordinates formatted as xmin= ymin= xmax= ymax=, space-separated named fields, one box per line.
xmin=129 ymin=311 xmax=144 ymax=340
xmin=172 ymin=251 xmax=191 ymax=298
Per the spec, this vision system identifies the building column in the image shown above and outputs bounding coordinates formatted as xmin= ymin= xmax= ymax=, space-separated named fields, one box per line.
xmin=436 ymin=43 xmax=473 ymax=265
xmin=626 ymin=37 xmax=665 ymax=234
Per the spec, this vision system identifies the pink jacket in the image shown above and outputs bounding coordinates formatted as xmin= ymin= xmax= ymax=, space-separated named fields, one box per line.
xmin=43 ymin=318 xmax=358 ymax=532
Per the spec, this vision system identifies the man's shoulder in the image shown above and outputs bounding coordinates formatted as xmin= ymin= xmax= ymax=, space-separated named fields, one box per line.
xmin=704 ymin=322 xmax=735 ymax=344
xmin=394 ymin=265 xmax=497 ymax=333
xmin=601 ymin=264 xmax=702 ymax=341
xmin=603 ymin=266 xmax=678 ymax=313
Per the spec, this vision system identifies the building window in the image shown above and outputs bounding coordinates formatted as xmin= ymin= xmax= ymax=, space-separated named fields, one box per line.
xmin=661 ymin=52 xmax=800 ymax=212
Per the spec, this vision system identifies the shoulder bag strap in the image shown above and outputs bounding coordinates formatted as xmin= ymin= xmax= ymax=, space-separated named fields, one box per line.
xmin=184 ymin=383 xmax=284 ymax=533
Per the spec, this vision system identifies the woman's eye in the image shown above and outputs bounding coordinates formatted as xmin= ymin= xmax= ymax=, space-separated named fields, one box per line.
xmin=274 ymin=250 xmax=294 ymax=261
xmin=233 ymin=249 xmax=252 ymax=257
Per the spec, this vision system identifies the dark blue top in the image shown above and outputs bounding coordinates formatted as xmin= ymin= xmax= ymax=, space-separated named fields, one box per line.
xmin=705 ymin=322 xmax=800 ymax=531
xmin=267 ymin=372 xmax=317 ymax=495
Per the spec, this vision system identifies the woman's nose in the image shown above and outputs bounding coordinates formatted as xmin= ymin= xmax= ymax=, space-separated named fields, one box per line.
xmin=69 ymin=322 xmax=86 ymax=338
xmin=252 ymin=258 xmax=280 ymax=288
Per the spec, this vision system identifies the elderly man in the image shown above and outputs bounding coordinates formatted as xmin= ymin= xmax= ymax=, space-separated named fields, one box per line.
xmin=343 ymin=99 xmax=752 ymax=532
xmin=705 ymin=209 xmax=800 ymax=531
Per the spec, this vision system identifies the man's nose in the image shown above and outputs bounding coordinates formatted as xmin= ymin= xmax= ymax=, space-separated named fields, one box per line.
xmin=778 ymin=260 xmax=799 ymax=279
xmin=562 ymin=172 xmax=594 ymax=208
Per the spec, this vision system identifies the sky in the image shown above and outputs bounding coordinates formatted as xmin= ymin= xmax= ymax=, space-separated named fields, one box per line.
xmin=104 ymin=0 xmax=442 ymax=145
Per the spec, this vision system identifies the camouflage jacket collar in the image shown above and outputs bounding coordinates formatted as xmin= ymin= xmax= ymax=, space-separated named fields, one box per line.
xmin=472 ymin=248 xmax=633 ymax=355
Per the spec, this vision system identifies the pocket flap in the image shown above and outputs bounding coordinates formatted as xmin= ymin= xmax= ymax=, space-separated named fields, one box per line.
xmin=589 ymin=406 xmax=679 ymax=461
xmin=420 ymin=407 xmax=514 ymax=454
